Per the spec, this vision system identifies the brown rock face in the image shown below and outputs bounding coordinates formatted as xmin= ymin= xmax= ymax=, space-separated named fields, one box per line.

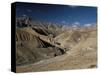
xmin=16 ymin=27 xmax=65 ymax=66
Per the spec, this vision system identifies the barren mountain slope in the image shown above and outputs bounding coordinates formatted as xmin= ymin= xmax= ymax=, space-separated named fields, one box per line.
xmin=16 ymin=28 xmax=97 ymax=72
xmin=16 ymin=27 xmax=65 ymax=66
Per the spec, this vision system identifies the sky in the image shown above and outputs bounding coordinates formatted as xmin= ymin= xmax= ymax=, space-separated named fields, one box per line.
xmin=16 ymin=2 xmax=97 ymax=26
